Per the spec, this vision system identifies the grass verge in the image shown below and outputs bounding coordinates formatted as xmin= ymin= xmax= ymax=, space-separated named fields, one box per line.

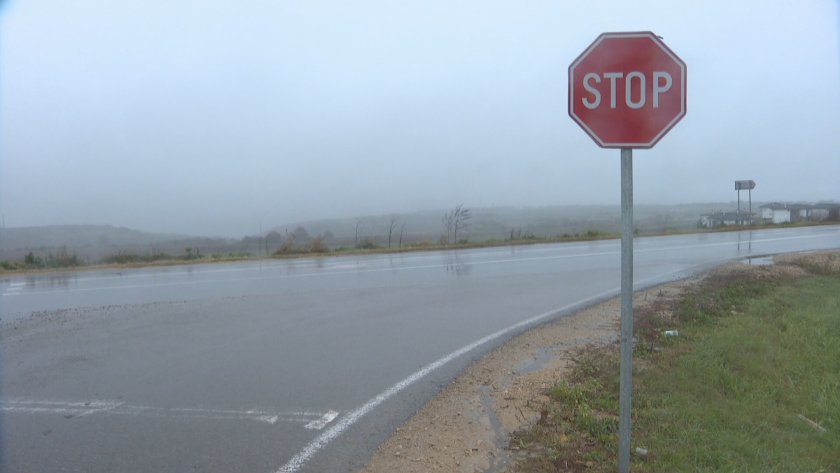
xmin=511 ymin=253 xmax=840 ymax=473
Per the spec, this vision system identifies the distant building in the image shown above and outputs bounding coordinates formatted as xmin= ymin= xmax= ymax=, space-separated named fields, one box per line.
xmin=811 ymin=202 xmax=840 ymax=221
xmin=759 ymin=202 xmax=840 ymax=224
xmin=700 ymin=211 xmax=754 ymax=228
xmin=760 ymin=203 xmax=791 ymax=224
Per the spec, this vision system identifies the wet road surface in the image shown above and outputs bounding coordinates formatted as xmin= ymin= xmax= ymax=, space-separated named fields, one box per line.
xmin=2 ymin=226 xmax=839 ymax=472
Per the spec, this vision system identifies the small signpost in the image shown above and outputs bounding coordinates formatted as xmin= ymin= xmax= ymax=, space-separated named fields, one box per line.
xmin=569 ymin=32 xmax=687 ymax=473
xmin=735 ymin=180 xmax=757 ymax=225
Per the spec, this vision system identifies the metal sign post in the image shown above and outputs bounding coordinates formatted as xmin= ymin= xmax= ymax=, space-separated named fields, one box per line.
xmin=618 ymin=148 xmax=634 ymax=472
xmin=569 ymin=32 xmax=686 ymax=473
xmin=735 ymin=180 xmax=757 ymax=225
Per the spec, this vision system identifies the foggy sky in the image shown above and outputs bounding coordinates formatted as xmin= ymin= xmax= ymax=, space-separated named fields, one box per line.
xmin=1 ymin=0 xmax=839 ymax=237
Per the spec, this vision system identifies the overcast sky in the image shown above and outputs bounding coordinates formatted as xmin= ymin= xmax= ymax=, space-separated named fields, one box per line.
xmin=2 ymin=1 xmax=838 ymax=237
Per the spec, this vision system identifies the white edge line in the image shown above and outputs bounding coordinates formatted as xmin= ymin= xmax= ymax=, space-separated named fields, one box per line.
xmin=276 ymin=285 xmax=633 ymax=472
xmin=7 ymin=230 xmax=837 ymax=298
xmin=277 ymin=267 xmax=697 ymax=472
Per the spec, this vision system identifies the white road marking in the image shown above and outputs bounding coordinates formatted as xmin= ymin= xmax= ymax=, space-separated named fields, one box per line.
xmin=77 ymin=400 xmax=124 ymax=417
xmin=1 ymin=399 xmax=124 ymax=418
xmin=328 ymin=263 xmax=366 ymax=270
xmin=304 ymin=410 xmax=339 ymax=430
xmin=4 ymin=241 xmax=601 ymax=286
xmin=276 ymin=269 xmax=691 ymax=472
xmin=8 ymin=230 xmax=837 ymax=298
xmin=4 ymin=282 xmax=24 ymax=296
xmin=1 ymin=399 xmax=339 ymax=429
xmin=277 ymin=290 xmax=614 ymax=472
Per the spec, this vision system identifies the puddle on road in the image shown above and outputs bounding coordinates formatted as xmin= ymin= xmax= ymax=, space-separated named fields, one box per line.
xmin=741 ymin=255 xmax=775 ymax=266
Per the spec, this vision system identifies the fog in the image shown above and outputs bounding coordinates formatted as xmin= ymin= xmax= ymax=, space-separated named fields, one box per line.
xmin=1 ymin=0 xmax=838 ymax=237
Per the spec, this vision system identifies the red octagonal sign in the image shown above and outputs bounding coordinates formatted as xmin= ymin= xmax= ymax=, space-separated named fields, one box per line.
xmin=569 ymin=32 xmax=686 ymax=149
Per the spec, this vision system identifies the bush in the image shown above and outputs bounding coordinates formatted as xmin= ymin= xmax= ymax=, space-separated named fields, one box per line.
xmin=2 ymin=260 xmax=24 ymax=270
xmin=102 ymin=251 xmax=172 ymax=264
xmin=356 ymin=239 xmax=378 ymax=250
xmin=45 ymin=249 xmax=80 ymax=268
xmin=273 ymin=237 xmax=296 ymax=255
xmin=24 ymin=252 xmax=42 ymax=267
xmin=309 ymin=237 xmax=329 ymax=253
xmin=20 ymin=248 xmax=80 ymax=269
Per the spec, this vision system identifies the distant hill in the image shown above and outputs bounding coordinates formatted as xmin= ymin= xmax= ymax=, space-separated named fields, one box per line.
xmin=269 ymin=202 xmax=751 ymax=247
xmin=0 ymin=225 xmax=194 ymax=251
xmin=0 ymin=225 xmax=235 ymax=262
xmin=0 ymin=202 xmax=770 ymax=263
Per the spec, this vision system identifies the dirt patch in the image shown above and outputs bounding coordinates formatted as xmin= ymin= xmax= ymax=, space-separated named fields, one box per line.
xmin=357 ymin=250 xmax=839 ymax=473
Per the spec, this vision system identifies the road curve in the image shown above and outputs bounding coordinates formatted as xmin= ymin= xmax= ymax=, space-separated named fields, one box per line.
xmin=1 ymin=225 xmax=839 ymax=472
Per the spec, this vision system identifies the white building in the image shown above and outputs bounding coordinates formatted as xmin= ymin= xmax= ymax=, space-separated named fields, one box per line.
xmin=700 ymin=211 xmax=751 ymax=228
xmin=760 ymin=204 xmax=791 ymax=224
xmin=759 ymin=202 xmax=840 ymax=224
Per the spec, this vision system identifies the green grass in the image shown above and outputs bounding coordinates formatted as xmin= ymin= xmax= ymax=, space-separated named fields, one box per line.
xmin=512 ymin=259 xmax=840 ymax=473
xmin=637 ymin=276 xmax=840 ymax=472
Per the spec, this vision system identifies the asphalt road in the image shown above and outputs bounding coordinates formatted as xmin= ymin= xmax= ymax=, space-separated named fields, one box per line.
xmin=2 ymin=225 xmax=839 ymax=473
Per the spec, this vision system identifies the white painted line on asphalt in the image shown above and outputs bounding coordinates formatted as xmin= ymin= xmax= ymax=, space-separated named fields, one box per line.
xmin=10 ymin=230 xmax=838 ymax=299
xmin=277 ymin=289 xmax=616 ymax=472
xmin=0 ymin=250 xmax=629 ymax=297
xmin=8 ymin=256 xmax=608 ymax=296
xmin=1 ymin=399 xmax=339 ymax=429
xmin=633 ymin=233 xmax=834 ymax=255
xmin=7 ymin=241 xmax=608 ymax=287
xmin=276 ymin=268 xmax=691 ymax=472
xmin=4 ymin=282 xmax=24 ymax=296
xmin=76 ymin=400 xmax=124 ymax=417
xmin=304 ymin=410 xmax=339 ymax=430
xmin=1 ymin=400 xmax=125 ymax=418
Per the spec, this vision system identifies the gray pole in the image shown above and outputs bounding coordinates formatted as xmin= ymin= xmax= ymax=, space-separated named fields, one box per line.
xmin=749 ymin=189 xmax=752 ymax=225
xmin=618 ymin=148 xmax=634 ymax=473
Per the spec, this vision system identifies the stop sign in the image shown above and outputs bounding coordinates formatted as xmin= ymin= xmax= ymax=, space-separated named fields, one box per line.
xmin=569 ymin=32 xmax=686 ymax=148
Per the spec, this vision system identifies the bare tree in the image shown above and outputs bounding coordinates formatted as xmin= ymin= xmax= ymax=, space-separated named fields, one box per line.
xmin=387 ymin=216 xmax=398 ymax=248
xmin=275 ymin=229 xmax=295 ymax=255
xmin=398 ymin=222 xmax=407 ymax=248
xmin=442 ymin=204 xmax=471 ymax=245
xmin=452 ymin=205 xmax=471 ymax=243
xmin=354 ymin=218 xmax=363 ymax=248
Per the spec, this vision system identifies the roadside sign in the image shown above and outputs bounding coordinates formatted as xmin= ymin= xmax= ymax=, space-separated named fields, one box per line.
xmin=736 ymin=180 xmax=757 ymax=225
xmin=568 ymin=32 xmax=687 ymax=473
xmin=569 ymin=31 xmax=687 ymax=148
